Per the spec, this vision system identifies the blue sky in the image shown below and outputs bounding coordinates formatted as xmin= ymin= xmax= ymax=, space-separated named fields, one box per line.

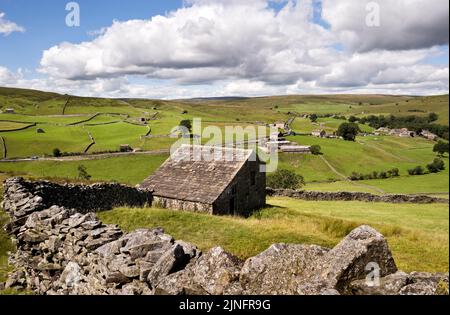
xmin=0 ymin=0 xmax=448 ymax=98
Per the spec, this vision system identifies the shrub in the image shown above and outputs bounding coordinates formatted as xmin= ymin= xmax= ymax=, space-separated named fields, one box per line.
xmin=408 ymin=166 xmax=425 ymax=176
xmin=77 ymin=165 xmax=92 ymax=181
xmin=427 ymin=158 xmax=446 ymax=173
xmin=390 ymin=168 xmax=400 ymax=177
xmin=433 ymin=141 xmax=449 ymax=157
xmin=309 ymin=114 xmax=318 ymax=123
xmin=267 ymin=170 xmax=305 ymax=190
xmin=348 ymin=116 xmax=358 ymax=123
xmin=428 ymin=112 xmax=439 ymax=122
xmin=310 ymin=145 xmax=322 ymax=155
xmin=52 ymin=148 xmax=62 ymax=157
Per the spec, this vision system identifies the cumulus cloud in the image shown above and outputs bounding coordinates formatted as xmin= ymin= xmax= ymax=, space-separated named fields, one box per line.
xmin=12 ymin=0 xmax=449 ymax=97
xmin=0 ymin=12 xmax=25 ymax=36
xmin=39 ymin=0 xmax=333 ymax=84
xmin=321 ymin=0 xmax=449 ymax=52
xmin=0 ymin=66 xmax=21 ymax=84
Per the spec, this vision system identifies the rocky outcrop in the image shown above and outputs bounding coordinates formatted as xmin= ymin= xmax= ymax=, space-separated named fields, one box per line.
xmin=2 ymin=177 xmax=448 ymax=295
xmin=267 ymin=188 xmax=449 ymax=204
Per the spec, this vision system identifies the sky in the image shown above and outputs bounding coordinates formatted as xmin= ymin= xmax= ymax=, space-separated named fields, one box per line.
xmin=0 ymin=0 xmax=449 ymax=99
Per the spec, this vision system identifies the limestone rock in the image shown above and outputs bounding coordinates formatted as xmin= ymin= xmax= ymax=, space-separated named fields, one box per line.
xmin=240 ymin=244 xmax=329 ymax=295
xmin=316 ymin=225 xmax=398 ymax=293
xmin=191 ymin=247 xmax=242 ymax=295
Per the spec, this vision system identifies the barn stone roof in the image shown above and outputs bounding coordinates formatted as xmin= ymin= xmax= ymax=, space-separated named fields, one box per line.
xmin=139 ymin=145 xmax=257 ymax=204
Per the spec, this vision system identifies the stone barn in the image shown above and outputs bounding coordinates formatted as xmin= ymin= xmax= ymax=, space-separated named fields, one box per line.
xmin=139 ymin=145 xmax=266 ymax=216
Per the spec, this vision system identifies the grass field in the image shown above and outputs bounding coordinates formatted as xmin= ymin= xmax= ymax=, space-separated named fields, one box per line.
xmin=0 ymin=154 xmax=168 ymax=185
xmin=99 ymin=197 xmax=449 ymax=273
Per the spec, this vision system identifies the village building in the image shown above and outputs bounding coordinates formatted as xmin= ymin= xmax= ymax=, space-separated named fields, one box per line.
xmin=312 ymin=129 xmax=327 ymax=138
xmin=280 ymin=145 xmax=311 ymax=153
xmin=4 ymin=108 xmax=15 ymax=114
xmin=390 ymin=128 xmax=415 ymax=138
xmin=374 ymin=127 xmax=391 ymax=136
xmin=139 ymin=145 xmax=266 ymax=217
xmin=270 ymin=122 xmax=286 ymax=130
xmin=420 ymin=130 xmax=438 ymax=141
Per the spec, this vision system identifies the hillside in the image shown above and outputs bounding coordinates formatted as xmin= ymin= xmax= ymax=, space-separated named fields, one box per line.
xmin=0 ymin=86 xmax=448 ymax=196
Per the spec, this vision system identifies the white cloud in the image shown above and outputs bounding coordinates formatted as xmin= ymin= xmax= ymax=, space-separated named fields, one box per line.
xmin=0 ymin=12 xmax=25 ymax=36
xmin=321 ymin=0 xmax=449 ymax=52
xmin=0 ymin=66 xmax=21 ymax=84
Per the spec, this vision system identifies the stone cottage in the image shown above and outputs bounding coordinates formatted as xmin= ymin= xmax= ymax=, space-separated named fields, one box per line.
xmin=139 ymin=145 xmax=266 ymax=216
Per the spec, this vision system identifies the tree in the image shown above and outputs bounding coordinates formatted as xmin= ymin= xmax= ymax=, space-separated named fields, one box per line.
xmin=77 ymin=165 xmax=91 ymax=180
xmin=53 ymin=148 xmax=62 ymax=157
xmin=428 ymin=112 xmax=439 ymax=122
xmin=310 ymin=145 xmax=322 ymax=155
xmin=309 ymin=114 xmax=318 ymax=123
xmin=408 ymin=166 xmax=424 ymax=176
xmin=390 ymin=168 xmax=400 ymax=177
xmin=179 ymin=120 xmax=192 ymax=133
xmin=433 ymin=141 xmax=449 ymax=157
xmin=337 ymin=122 xmax=361 ymax=141
xmin=348 ymin=116 xmax=358 ymax=123
xmin=427 ymin=158 xmax=445 ymax=173
xmin=267 ymin=170 xmax=305 ymax=190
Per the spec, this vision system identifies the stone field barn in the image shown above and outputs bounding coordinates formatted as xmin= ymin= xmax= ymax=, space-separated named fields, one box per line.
xmin=139 ymin=145 xmax=266 ymax=216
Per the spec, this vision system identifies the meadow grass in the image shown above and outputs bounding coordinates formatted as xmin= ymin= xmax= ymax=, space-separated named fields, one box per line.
xmin=99 ymin=197 xmax=449 ymax=273
xmin=0 ymin=154 xmax=169 ymax=185
xmin=1 ymin=125 xmax=91 ymax=158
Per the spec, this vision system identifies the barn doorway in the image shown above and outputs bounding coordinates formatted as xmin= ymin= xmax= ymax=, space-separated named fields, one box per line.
xmin=229 ymin=197 xmax=236 ymax=215
xmin=230 ymin=185 xmax=237 ymax=215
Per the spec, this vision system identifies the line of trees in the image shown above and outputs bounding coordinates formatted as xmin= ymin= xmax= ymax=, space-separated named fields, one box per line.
xmin=349 ymin=168 xmax=400 ymax=181
xmin=408 ymin=158 xmax=446 ymax=176
xmin=351 ymin=114 xmax=449 ymax=140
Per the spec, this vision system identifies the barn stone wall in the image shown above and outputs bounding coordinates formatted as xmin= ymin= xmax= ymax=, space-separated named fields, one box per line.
xmin=152 ymin=196 xmax=213 ymax=214
xmin=214 ymin=160 xmax=266 ymax=217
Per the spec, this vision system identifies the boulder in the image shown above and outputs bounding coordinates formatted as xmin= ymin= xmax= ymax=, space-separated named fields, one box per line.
xmin=191 ymin=247 xmax=242 ymax=295
xmin=240 ymin=244 xmax=329 ymax=295
xmin=147 ymin=244 xmax=187 ymax=286
xmin=315 ymin=225 xmax=398 ymax=293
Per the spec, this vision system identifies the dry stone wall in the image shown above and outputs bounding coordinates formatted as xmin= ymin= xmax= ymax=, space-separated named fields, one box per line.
xmin=1 ymin=177 xmax=448 ymax=295
xmin=267 ymin=188 xmax=449 ymax=204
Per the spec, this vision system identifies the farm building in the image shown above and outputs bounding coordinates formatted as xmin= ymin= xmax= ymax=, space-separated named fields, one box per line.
xmin=4 ymin=108 xmax=15 ymax=113
xmin=139 ymin=145 xmax=266 ymax=217
xmin=390 ymin=128 xmax=415 ymax=138
xmin=270 ymin=122 xmax=286 ymax=129
xmin=312 ymin=129 xmax=327 ymax=138
xmin=280 ymin=145 xmax=311 ymax=153
xmin=421 ymin=130 xmax=438 ymax=141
